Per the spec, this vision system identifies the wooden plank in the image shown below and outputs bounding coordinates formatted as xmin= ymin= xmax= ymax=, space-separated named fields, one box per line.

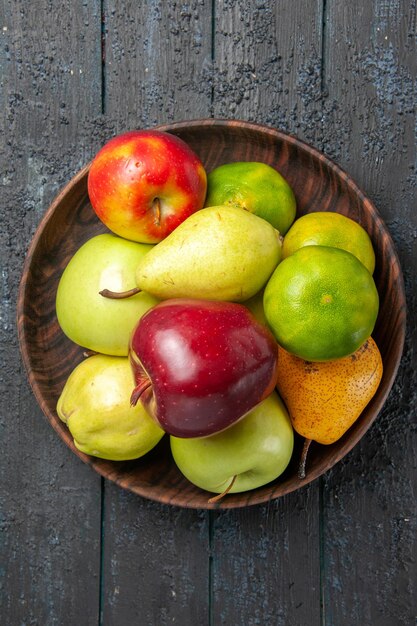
xmin=101 ymin=485 xmax=209 ymax=625
xmin=322 ymin=1 xmax=417 ymax=624
xmin=103 ymin=0 xmax=213 ymax=132
xmin=100 ymin=3 xmax=213 ymax=624
xmin=212 ymin=0 xmax=324 ymax=145
xmin=210 ymin=487 xmax=320 ymax=626
xmin=0 ymin=1 xmax=103 ymax=624
xmin=210 ymin=2 xmax=324 ymax=624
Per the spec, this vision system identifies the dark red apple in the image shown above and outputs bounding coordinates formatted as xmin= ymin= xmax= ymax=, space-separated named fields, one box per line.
xmin=129 ymin=299 xmax=279 ymax=438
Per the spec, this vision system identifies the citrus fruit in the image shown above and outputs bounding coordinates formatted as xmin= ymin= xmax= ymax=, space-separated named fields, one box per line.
xmin=282 ymin=211 xmax=375 ymax=274
xmin=205 ymin=161 xmax=296 ymax=235
xmin=263 ymin=246 xmax=379 ymax=361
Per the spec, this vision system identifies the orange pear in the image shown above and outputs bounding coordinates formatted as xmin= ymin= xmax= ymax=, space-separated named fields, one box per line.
xmin=276 ymin=337 xmax=383 ymax=478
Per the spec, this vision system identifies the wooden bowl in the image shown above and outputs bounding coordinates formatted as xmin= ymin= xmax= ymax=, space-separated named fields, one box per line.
xmin=17 ymin=120 xmax=406 ymax=509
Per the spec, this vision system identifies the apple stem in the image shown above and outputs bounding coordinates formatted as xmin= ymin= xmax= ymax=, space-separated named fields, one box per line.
xmin=130 ymin=379 xmax=152 ymax=407
xmin=298 ymin=438 xmax=312 ymax=480
xmin=208 ymin=475 xmax=237 ymax=504
xmin=152 ymin=197 xmax=161 ymax=226
xmin=99 ymin=287 xmax=141 ymax=299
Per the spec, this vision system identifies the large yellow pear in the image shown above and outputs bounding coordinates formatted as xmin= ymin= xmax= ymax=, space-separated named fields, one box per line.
xmin=135 ymin=205 xmax=282 ymax=302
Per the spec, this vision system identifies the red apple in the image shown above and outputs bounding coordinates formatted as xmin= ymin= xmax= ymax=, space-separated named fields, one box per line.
xmin=129 ymin=299 xmax=279 ymax=438
xmin=87 ymin=130 xmax=207 ymax=243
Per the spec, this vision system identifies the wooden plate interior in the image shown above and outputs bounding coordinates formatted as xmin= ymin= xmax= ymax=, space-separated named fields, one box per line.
xmin=17 ymin=120 xmax=406 ymax=509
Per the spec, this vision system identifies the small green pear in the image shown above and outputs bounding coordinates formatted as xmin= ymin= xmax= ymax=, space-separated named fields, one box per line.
xmin=134 ymin=205 xmax=282 ymax=302
xmin=57 ymin=355 xmax=164 ymax=461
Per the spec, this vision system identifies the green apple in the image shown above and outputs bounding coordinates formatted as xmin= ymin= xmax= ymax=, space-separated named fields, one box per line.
xmin=205 ymin=161 xmax=296 ymax=235
xmin=57 ymin=354 xmax=164 ymax=460
xmin=170 ymin=392 xmax=294 ymax=495
xmin=56 ymin=233 xmax=159 ymax=356
xmin=243 ymin=289 xmax=270 ymax=328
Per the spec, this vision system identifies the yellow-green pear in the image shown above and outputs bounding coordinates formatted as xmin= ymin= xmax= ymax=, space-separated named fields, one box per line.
xmin=57 ymin=355 xmax=164 ymax=461
xmin=135 ymin=205 xmax=282 ymax=302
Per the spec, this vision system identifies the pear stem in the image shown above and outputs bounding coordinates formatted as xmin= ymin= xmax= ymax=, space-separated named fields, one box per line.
xmin=83 ymin=349 xmax=98 ymax=358
xmin=208 ymin=475 xmax=237 ymax=504
xmin=298 ymin=438 xmax=312 ymax=480
xmin=130 ymin=379 xmax=152 ymax=407
xmin=100 ymin=287 xmax=141 ymax=299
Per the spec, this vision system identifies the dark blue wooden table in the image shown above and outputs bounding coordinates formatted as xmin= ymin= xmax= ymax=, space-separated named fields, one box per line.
xmin=1 ymin=2 xmax=416 ymax=624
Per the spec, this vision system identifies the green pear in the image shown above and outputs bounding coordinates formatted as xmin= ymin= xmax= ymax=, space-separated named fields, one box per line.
xmin=56 ymin=234 xmax=159 ymax=356
xmin=134 ymin=205 xmax=282 ymax=302
xmin=57 ymin=355 xmax=164 ymax=461
xmin=170 ymin=392 xmax=294 ymax=496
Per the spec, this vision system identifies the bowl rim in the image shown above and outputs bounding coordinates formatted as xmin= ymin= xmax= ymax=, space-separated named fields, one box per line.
xmin=16 ymin=118 xmax=407 ymax=509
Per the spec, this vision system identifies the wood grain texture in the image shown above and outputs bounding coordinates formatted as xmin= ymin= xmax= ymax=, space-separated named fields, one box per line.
xmin=0 ymin=2 xmax=103 ymax=625
xmin=101 ymin=485 xmax=209 ymax=626
xmin=210 ymin=486 xmax=320 ymax=626
xmin=212 ymin=0 xmax=323 ymax=145
xmin=321 ymin=1 xmax=417 ymax=624
xmin=103 ymin=0 xmax=213 ymax=131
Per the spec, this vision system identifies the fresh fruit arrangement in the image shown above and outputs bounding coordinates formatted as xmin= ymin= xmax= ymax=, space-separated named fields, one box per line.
xmin=55 ymin=127 xmax=383 ymax=501
xmin=129 ymin=299 xmax=279 ymax=438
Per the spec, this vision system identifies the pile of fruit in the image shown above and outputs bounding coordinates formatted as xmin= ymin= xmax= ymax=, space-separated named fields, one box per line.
xmin=55 ymin=129 xmax=383 ymax=500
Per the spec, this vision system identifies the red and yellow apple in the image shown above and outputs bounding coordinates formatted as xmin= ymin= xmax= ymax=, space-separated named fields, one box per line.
xmin=88 ymin=130 xmax=207 ymax=243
